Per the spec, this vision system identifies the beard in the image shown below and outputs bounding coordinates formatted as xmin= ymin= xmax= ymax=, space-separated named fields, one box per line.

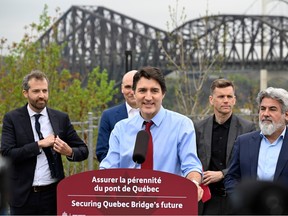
xmin=259 ymin=118 xmax=285 ymax=136
xmin=29 ymin=98 xmax=47 ymax=112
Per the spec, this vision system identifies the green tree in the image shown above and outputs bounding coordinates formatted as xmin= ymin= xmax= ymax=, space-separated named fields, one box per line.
xmin=0 ymin=5 xmax=117 ymax=123
xmin=50 ymin=67 xmax=117 ymax=121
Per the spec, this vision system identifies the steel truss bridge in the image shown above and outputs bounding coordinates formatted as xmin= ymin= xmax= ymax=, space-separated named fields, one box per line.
xmin=38 ymin=5 xmax=288 ymax=85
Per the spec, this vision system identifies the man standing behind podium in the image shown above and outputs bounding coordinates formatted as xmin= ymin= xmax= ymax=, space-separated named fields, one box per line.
xmin=195 ymin=79 xmax=255 ymax=215
xmin=96 ymin=70 xmax=138 ymax=162
xmin=224 ymin=87 xmax=288 ymax=211
xmin=100 ymin=66 xmax=204 ymax=201
xmin=1 ymin=70 xmax=89 ymax=215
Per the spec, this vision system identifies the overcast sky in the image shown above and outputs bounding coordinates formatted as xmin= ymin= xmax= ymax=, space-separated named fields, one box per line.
xmin=1 ymin=0 xmax=288 ymax=53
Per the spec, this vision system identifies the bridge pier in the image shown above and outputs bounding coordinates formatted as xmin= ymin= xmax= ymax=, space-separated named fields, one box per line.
xmin=260 ymin=69 xmax=268 ymax=91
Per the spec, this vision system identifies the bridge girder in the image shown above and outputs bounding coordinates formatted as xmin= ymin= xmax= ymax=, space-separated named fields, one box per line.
xmin=38 ymin=6 xmax=288 ymax=85
xmin=173 ymin=14 xmax=288 ymax=71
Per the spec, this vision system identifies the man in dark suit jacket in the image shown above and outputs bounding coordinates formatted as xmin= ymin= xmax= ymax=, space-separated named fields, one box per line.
xmin=96 ymin=70 xmax=138 ymax=162
xmin=1 ymin=70 xmax=89 ymax=215
xmin=225 ymin=87 xmax=288 ymax=214
xmin=195 ymin=79 xmax=255 ymax=215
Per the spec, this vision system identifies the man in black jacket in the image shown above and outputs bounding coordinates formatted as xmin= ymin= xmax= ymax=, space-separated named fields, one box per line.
xmin=195 ymin=79 xmax=256 ymax=215
xmin=1 ymin=70 xmax=89 ymax=215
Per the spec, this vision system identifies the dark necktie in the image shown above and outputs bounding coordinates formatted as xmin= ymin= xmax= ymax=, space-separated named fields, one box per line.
xmin=34 ymin=114 xmax=58 ymax=178
xmin=141 ymin=121 xmax=153 ymax=169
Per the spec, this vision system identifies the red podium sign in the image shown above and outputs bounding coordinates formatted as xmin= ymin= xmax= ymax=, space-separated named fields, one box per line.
xmin=57 ymin=169 xmax=198 ymax=215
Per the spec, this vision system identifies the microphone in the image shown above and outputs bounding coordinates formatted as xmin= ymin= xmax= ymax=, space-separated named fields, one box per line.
xmin=132 ymin=130 xmax=150 ymax=165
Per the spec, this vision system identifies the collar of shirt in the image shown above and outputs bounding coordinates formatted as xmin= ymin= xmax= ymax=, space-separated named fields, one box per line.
xmin=27 ymin=105 xmax=52 ymax=139
xmin=27 ymin=104 xmax=48 ymax=118
xmin=125 ymin=102 xmax=139 ymax=118
xmin=139 ymin=106 xmax=165 ymax=129
xmin=260 ymin=127 xmax=286 ymax=144
xmin=213 ymin=114 xmax=232 ymax=129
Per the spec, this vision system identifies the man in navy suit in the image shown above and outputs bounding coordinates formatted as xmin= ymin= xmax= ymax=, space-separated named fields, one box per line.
xmin=1 ymin=70 xmax=89 ymax=215
xmin=195 ymin=79 xmax=256 ymax=215
xmin=96 ymin=70 xmax=138 ymax=162
xmin=225 ymin=87 xmax=288 ymax=213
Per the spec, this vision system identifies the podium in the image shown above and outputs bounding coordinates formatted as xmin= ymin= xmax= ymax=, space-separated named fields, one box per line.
xmin=57 ymin=169 xmax=198 ymax=215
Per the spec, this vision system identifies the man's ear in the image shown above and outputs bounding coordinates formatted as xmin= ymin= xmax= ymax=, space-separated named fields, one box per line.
xmin=22 ymin=90 xmax=28 ymax=98
xmin=209 ymin=95 xmax=213 ymax=105
xmin=285 ymin=111 xmax=288 ymax=123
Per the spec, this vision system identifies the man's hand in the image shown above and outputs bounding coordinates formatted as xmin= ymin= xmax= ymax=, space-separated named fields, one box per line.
xmin=186 ymin=172 xmax=203 ymax=201
xmin=202 ymin=170 xmax=224 ymax=185
xmin=53 ymin=135 xmax=73 ymax=157
xmin=37 ymin=134 xmax=56 ymax=148
xmin=191 ymin=180 xmax=204 ymax=201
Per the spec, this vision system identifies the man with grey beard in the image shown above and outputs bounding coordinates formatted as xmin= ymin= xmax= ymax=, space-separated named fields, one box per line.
xmin=224 ymin=87 xmax=288 ymax=214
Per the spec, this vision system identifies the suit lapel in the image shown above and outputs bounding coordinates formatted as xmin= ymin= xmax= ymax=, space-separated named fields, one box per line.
xmin=45 ymin=108 xmax=64 ymax=178
xmin=204 ymin=116 xmax=214 ymax=166
xmin=46 ymin=108 xmax=59 ymax=135
xmin=274 ymin=127 xmax=288 ymax=180
xmin=249 ymin=132 xmax=261 ymax=179
xmin=115 ymin=103 xmax=128 ymax=122
xmin=19 ymin=106 xmax=35 ymax=141
xmin=226 ymin=115 xmax=238 ymax=164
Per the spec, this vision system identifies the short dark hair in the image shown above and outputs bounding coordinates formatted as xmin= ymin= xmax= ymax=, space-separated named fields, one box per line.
xmin=22 ymin=70 xmax=49 ymax=91
xmin=133 ymin=66 xmax=166 ymax=93
xmin=210 ymin=78 xmax=235 ymax=95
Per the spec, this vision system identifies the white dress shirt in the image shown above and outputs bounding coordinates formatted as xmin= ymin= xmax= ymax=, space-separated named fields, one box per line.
xmin=27 ymin=105 xmax=58 ymax=186
xmin=126 ymin=102 xmax=139 ymax=118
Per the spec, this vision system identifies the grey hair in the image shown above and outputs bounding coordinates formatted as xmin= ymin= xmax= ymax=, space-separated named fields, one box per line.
xmin=256 ymin=87 xmax=288 ymax=113
xmin=22 ymin=70 xmax=49 ymax=91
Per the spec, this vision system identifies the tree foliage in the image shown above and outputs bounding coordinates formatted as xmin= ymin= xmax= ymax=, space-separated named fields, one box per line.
xmin=0 ymin=5 xmax=117 ymax=123
xmin=161 ymin=1 xmax=261 ymax=123
xmin=160 ymin=1 xmax=224 ymax=117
